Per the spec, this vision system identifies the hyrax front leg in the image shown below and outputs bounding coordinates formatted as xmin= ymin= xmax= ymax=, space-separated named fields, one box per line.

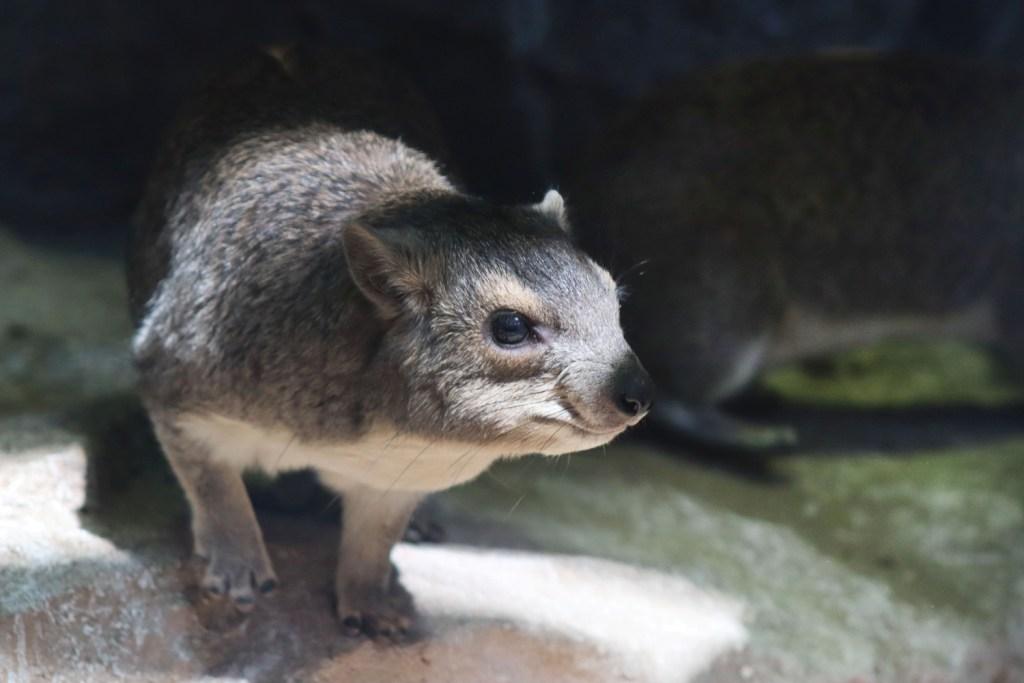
xmin=334 ymin=485 xmax=422 ymax=639
xmin=152 ymin=417 xmax=277 ymax=609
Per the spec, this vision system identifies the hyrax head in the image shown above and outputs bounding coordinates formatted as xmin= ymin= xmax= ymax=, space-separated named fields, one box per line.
xmin=344 ymin=190 xmax=652 ymax=456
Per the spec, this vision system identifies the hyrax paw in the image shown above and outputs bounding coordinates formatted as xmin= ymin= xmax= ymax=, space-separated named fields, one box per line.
xmin=340 ymin=609 xmax=414 ymax=640
xmin=195 ymin=547 xmax=278 ymax=611
xmin=336 ymin=586 xmax=415 ymax=641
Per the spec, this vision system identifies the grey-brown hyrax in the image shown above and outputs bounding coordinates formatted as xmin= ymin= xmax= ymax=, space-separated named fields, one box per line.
xmin=569 ymin=54 xmax=1023 ymax=451
xmin=128 ymin=46 xmax=651 ymax=638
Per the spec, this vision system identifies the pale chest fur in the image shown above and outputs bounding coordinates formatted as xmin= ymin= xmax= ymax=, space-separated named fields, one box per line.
xmin=178 ymin=413 xmax=509 ymax=493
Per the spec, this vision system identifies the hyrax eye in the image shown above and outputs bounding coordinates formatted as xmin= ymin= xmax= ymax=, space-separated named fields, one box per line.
xmin=490 ymin=310 xmax=531 ymax=346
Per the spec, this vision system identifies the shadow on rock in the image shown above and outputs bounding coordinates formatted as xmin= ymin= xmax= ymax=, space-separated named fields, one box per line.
xmin=729 ymin=392 xmax=1024 ymax=455
xmin=632 ymin=388 xmax=1024 ymax=481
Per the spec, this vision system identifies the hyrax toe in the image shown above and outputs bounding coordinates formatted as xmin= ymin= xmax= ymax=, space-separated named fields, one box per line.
xmin=336 ymin=585 xmax=416 ymax=641
xmin=197 ymin=547 xmax=278 ymax=611
xmin=339 ymin=608 xmax=414 ymax=641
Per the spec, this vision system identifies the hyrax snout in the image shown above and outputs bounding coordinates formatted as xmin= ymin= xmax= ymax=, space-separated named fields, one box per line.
xmin=128 ymin=46 xmax=648 ymax=638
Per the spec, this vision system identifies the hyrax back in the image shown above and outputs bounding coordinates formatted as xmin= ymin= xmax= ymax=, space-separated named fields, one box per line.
xmin=128 ymin=47 xmax=650 ymax=636
xmin=570 ymin=54 xmax=1024 ymax=450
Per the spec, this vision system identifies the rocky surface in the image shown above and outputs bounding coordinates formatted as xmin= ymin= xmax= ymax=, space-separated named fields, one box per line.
xmin=1 ymin=225 xmax=1022 ymax=682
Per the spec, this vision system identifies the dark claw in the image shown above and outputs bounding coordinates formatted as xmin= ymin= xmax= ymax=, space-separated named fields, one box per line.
xmin=342 ymin=615 xmax=363 ymax=637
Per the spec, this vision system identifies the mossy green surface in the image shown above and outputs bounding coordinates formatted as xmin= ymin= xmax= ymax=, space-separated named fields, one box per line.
xmin=760 ymin=340 xmax=1023 ymax=407
xmin=441 ymin=436 xmax=1024 ymax=680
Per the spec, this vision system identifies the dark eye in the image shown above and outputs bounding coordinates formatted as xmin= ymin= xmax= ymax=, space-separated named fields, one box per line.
xmin=490 ymin=310 xmax=531 ymax=346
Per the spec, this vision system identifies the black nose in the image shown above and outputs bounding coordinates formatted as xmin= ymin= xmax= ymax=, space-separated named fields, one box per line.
xmin=613 ymin=358 xmax=654 ymax=418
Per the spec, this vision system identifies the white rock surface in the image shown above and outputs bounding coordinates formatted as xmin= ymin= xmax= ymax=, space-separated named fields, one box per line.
xmin=0 ymin=425 xmax=746 ymax=682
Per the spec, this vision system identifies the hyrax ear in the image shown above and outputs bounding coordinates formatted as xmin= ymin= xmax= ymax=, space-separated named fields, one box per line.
xmin=533 ymin=189 xmax=570 ymax=234
xmin=342 ymin=223 xmax=432 ymax=319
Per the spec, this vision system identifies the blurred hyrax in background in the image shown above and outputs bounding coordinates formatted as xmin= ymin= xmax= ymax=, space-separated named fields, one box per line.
xmin=128 ymin=46 xmax=651 ymax=638
xmin=570 ymin=54 xmax=1024 ymax=451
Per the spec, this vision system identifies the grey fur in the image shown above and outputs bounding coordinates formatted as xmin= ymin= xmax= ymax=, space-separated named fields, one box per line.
xmin=128 ymin=46 xmax=649 ymax=635
xmin=569 ymin=54 xmax=1024 ymax=450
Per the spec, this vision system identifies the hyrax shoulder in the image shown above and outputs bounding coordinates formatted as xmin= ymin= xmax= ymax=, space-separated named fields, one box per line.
xmin=569 ymin=54 xmax=1024 ymax=449
xmin=128 ymin=46 xmax=452 ymax=325
xmin=128 ymin=47 xmax=650 ymax=632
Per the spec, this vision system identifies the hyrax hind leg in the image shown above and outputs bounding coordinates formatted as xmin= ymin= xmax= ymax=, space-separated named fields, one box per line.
xmin=151 ymin=415 xmax=277 ymax=610
xmin=322 ymin=481 xmax=422 ymax=640
xmin=646 ymin=333 xmax=797 ymax=452
xmin=651 ymin=399 xmax=798 ymax=452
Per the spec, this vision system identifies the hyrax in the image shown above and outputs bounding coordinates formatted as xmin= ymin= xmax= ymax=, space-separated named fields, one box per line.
xmin=569 ymin=54 xmax=1024 ymax=451
xmin=128 ymin=47 xmax=651 ymax=637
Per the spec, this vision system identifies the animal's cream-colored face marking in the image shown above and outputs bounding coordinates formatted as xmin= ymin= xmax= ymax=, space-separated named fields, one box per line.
xmin=473 ymin=272 xmax=548 ymax=327
xmin=178 ymin=412 xmax=615 ymax=494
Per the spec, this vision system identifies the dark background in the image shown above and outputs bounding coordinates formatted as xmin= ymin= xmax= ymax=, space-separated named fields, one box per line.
xmin=6 ymin=0 xmax=1024 ymax=249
